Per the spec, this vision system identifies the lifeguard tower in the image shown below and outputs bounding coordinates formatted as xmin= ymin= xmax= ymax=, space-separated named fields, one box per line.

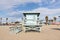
xmin=23 ymin=13 xmax=42 ymax=32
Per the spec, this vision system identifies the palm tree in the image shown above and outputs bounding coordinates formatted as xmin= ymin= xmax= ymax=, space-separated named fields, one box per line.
xmin=0 ymin=18 xmax=2 ymax=25
xmin=45 ymin=16 xmax=48 ymax=25
xmin=6 ymin=18 xmax=8 ymax=24
xmin=58 ymin=16 xmax=60 ymax=17
xmin=53 ymin=17 xmax=57 ymax=22
xmin=15 ymin=21 xmax=20 ymax=24
xmin=58 ymin=16 xmax=60 ymax=22
xmin=1 ymin=18 xmax=2 ymax=24
xmin=51 ymin=19 xmax=53 ymax=23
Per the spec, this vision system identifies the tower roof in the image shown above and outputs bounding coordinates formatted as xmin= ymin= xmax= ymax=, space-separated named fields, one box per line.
xmin=23 ymin=13 xmax=40 ymax=16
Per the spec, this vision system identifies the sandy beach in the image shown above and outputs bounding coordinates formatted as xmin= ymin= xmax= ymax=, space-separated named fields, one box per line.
xmin=0 ymin=25 xmax=60 ymax=40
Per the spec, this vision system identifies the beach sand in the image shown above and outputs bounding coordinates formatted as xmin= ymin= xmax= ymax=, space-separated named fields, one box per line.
xmin=0 ymin=25 xmax=60 ymax=40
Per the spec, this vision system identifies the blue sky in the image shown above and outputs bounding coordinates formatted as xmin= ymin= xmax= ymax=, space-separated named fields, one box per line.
xmin=0 ymin=0 xmax=60 ymax=23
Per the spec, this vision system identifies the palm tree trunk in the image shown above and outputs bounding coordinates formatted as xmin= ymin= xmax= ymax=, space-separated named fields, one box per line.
xmin=45 ymin=16 xmax=48 ymax=25
xmin=6 ymin=18 xmax=8 ymax=25
xmin=0 ymin=18 xmax=2 ymax=25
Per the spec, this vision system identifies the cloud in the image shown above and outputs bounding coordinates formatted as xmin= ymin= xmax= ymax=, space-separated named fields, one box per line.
xmin=0 ymin=0 xmax=41 ymax=10
xmin=7 ymin=11 xmax=23 ymax=18
xmin=0 ymin=0 xmax=60 ymax=11
xmin=1 ymin=7 xmax=60 ymax=22
xmin=17 ymin=7 xmax=60 ymax=20
xmin=7 ymin=7 xmax=60 ymax=17
xmin=0 ymin=0 xmax=60 ymax=22
xmin=12 ymin=2 xmax=40 ymax=11
xmin=18 ymin=7 xmax=60 ymax=14
xmin=47 ymin=0 xmax=60 ymax=8
xmin=7 ymin=11 xmax=20 ymax=16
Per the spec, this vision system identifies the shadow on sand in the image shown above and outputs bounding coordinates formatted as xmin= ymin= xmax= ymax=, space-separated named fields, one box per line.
xmin=25 ymin=30 xmax=40 ymax=32
xmin=51 ymin=28 xmax=60 ymax=31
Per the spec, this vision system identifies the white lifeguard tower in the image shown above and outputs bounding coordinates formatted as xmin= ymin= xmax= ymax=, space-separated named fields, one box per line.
xmin=23 ymin=13 xmax=42 ymax=32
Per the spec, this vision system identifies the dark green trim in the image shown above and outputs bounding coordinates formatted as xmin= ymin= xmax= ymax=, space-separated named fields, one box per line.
xmin=23 ymin=13 xmax=40 ymax=16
